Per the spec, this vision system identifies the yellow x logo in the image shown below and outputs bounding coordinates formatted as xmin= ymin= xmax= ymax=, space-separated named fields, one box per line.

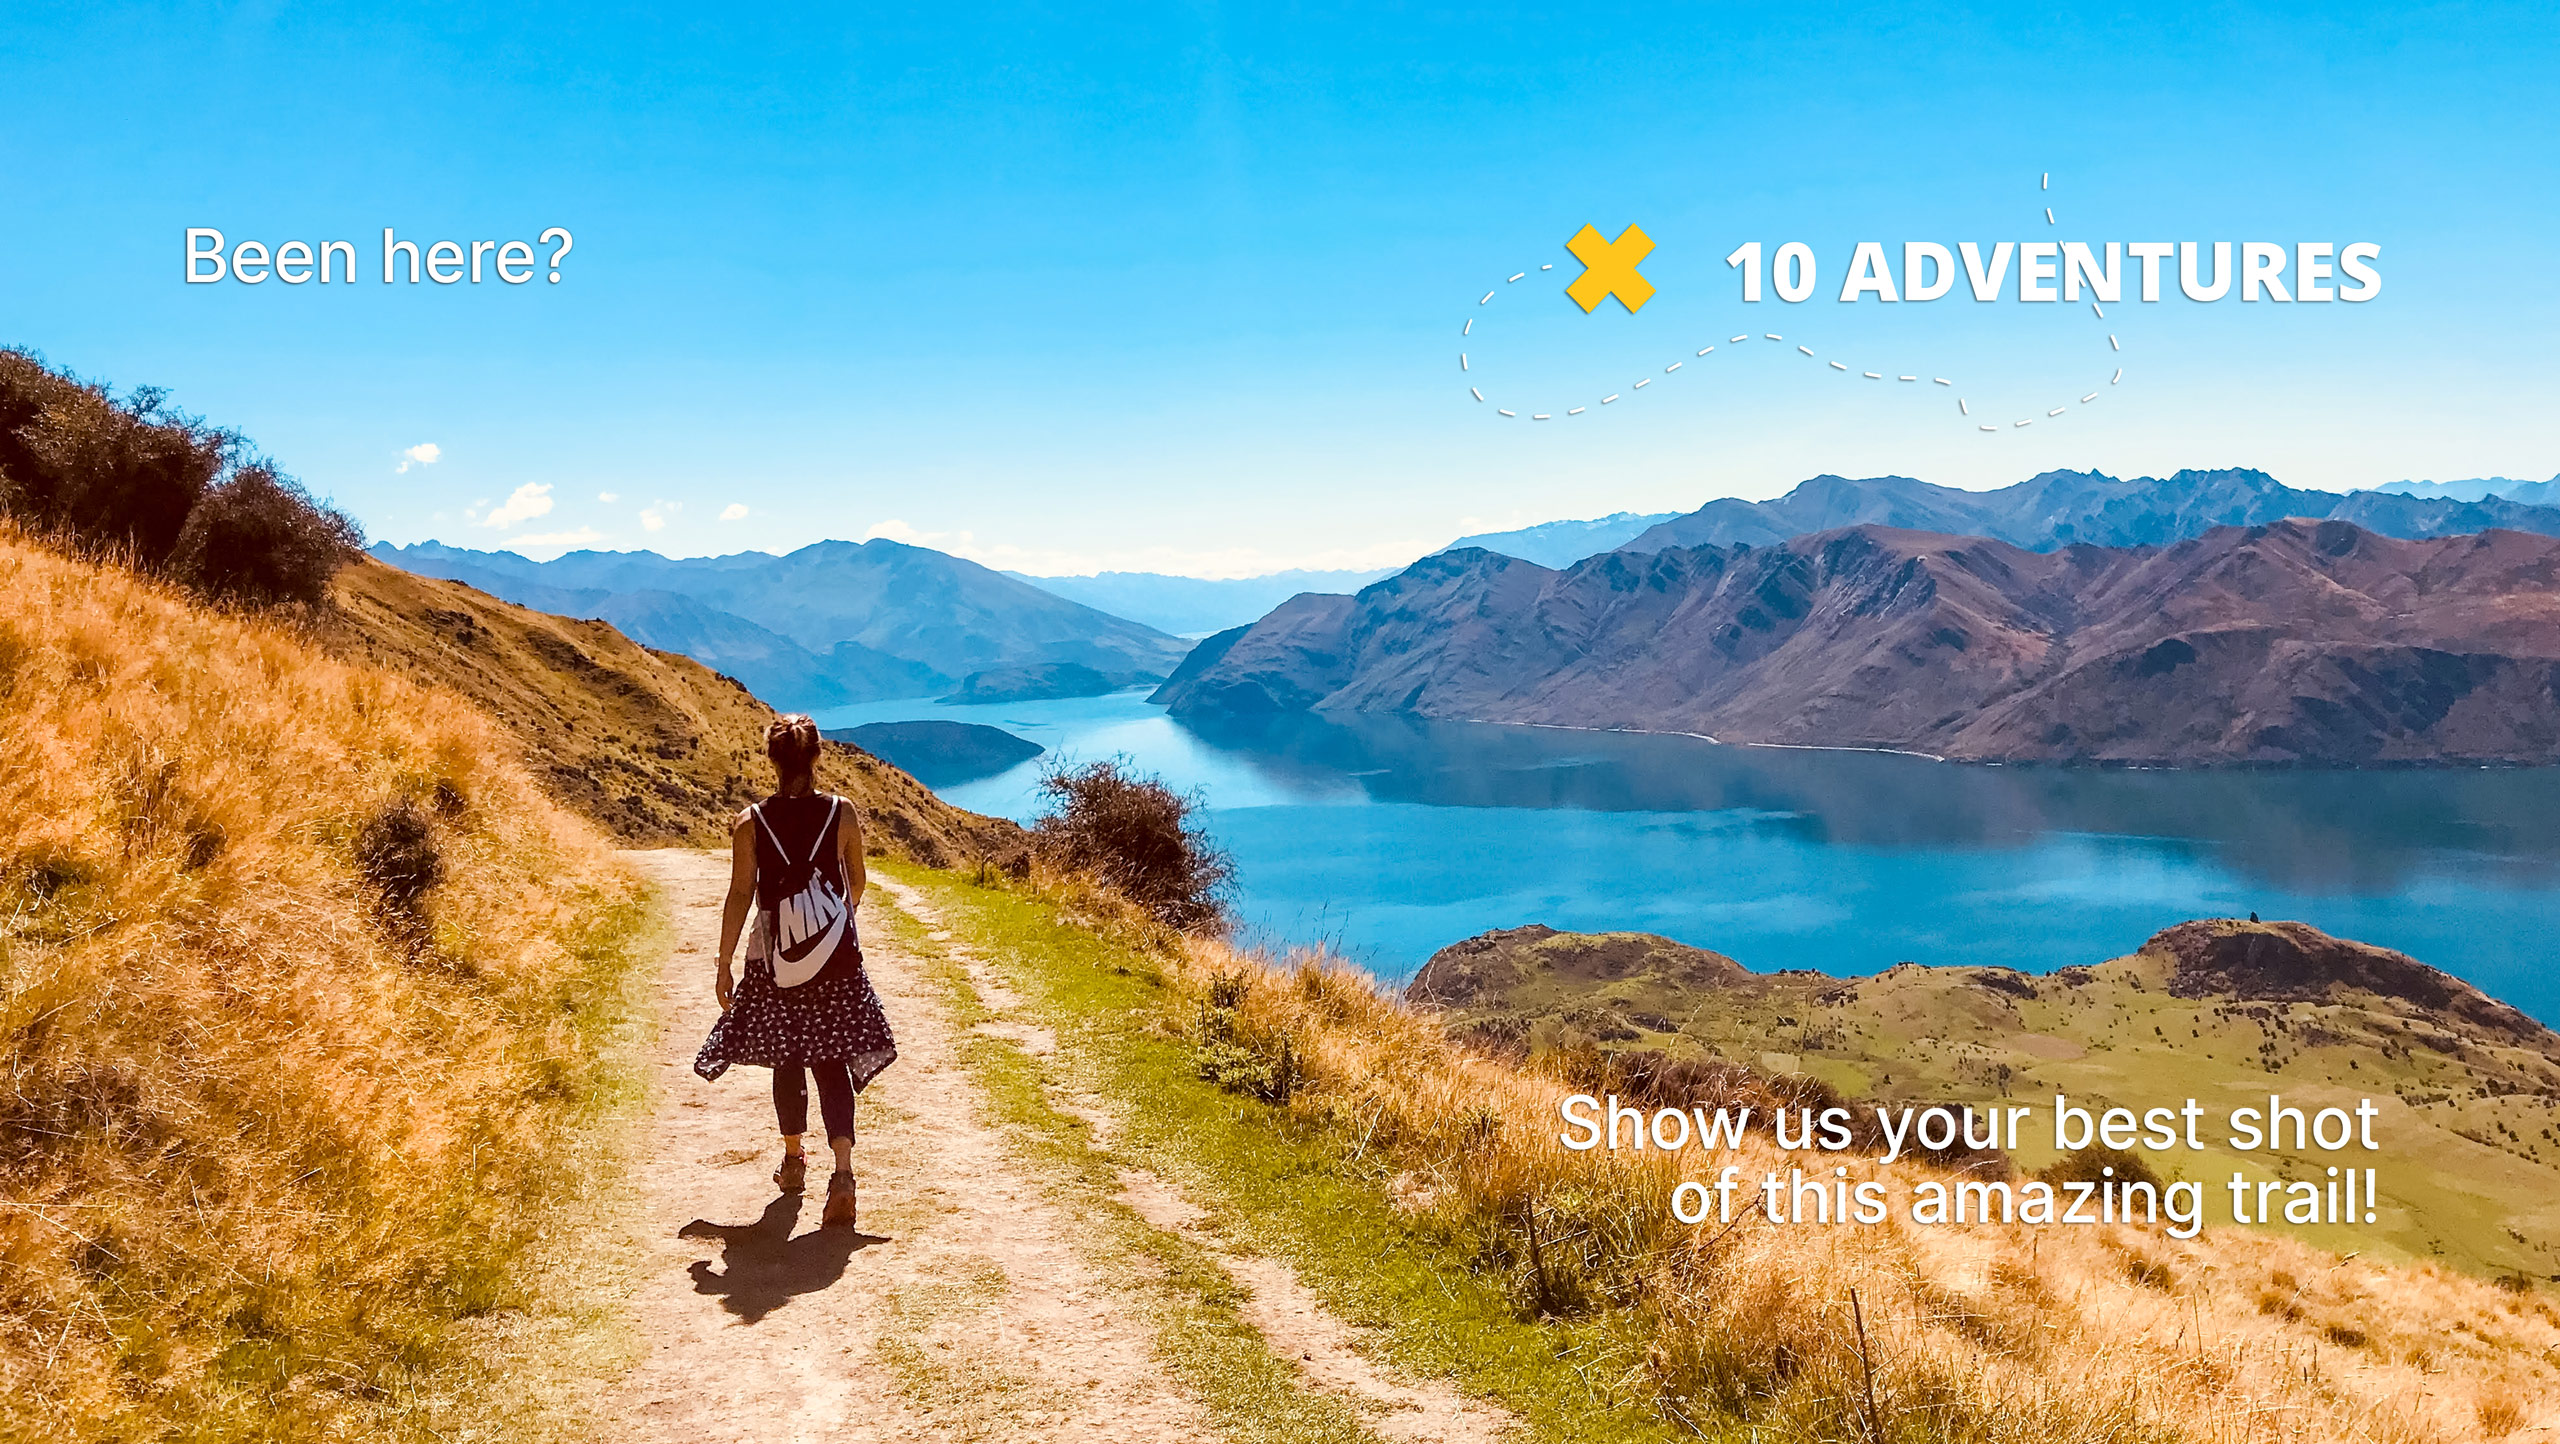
xmin=1564 ymin=224 xmax=1655 ymax=313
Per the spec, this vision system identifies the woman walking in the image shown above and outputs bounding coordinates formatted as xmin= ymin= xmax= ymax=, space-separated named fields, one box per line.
xmin=695 ymin=714 xmax=898 ymax=1228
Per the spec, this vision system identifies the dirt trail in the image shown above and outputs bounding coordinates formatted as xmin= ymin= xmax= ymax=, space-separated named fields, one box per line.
xmin=604 ymin=850 xmax=1213 ymax=1444
xmin=599 ymin=850 xmax=1512 ymax=1444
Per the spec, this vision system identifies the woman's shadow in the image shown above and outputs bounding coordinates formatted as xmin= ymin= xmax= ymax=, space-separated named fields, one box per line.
xmin=678 ymin=1194 xmax=889 ymax=1324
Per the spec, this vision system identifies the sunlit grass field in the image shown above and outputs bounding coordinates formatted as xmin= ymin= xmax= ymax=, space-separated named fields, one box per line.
xmin=0 ymin=530 xmax=655 ymax=1440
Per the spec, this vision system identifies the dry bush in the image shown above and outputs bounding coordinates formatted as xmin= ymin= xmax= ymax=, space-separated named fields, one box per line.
xmin=0 ymin=350 xmax=359 ymax=608
xmin=354 ymin=796 xmax=448 ymax=952
xmin=1030 ymin=757 xmax=1233 ymax=931
xmin=168 ymin=461 xmax=365 ymax=608
xmin=0 ymin=351 xmax=231 ymax=569
xmin=1093 ymin=922 xmax=2560 ymax=1441
xmin=2039 ymin=1144 xmax=2162 ymax=1190
xmin=0 ymin=530 xmax=646 ymax=1440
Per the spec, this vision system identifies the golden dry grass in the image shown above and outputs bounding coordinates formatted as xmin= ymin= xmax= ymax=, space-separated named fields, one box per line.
xmin=0 ymin=529 xmax=651 ymax=1439
xmin=1108 ymin=903 xmax=2560 ymax=1442
xmin=327 ymin=555 xmax=1029 ymax=862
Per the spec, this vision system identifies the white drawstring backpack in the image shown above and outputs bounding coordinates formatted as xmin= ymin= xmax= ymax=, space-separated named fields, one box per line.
xmin=743 ymin=796 xmax=849 ymax=988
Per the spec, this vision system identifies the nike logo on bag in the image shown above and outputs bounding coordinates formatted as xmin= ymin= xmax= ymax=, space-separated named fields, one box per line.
xmin=776 ymin=875 xmax=846 ymax=960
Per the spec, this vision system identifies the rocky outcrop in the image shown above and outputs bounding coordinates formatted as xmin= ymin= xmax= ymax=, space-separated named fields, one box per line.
xmin=2144 ymin=918 xmax=2552 ymax=1047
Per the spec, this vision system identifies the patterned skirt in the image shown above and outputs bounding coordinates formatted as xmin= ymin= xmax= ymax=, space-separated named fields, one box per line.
xmin=695 ymin=945 xmax=898 ymax=1089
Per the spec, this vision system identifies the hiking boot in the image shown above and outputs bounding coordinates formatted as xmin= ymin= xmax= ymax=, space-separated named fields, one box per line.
xmin=822 ymin=1170 xmax=858 ymax=1228
xmin=774 ymin=1152 xmax=807 ymax=1193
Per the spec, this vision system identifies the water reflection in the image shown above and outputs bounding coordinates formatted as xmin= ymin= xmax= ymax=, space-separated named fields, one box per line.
xmin=815 ymin=693 xmax=2560 ymax=1014
xmin=1172 ymin=711 xmax=2560 ymax=895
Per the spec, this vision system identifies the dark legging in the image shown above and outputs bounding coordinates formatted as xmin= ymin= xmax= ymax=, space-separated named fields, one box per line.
xmin=772 ymin=1063 xmax=858 ymax=1142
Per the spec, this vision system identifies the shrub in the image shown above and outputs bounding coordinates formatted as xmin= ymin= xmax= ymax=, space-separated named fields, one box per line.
xmin=2038 ymin=1143 xmax=2163 ymax=1191
xmin=1030 ymin=756 xmax=1233 ymax=931
xmin=0 ymin=350 xmax=358 ymax=608
xmin=0 ymin=352 xmax=230 ymax=568
xmin=355 ymin=797 xmax=446 ymax=948
xmin=168 ymin=462 xmax=365 ymax=608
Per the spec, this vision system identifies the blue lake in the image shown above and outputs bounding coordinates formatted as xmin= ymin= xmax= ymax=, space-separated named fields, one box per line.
xmin=816 ymin=691 xmax=2560 ymax=1021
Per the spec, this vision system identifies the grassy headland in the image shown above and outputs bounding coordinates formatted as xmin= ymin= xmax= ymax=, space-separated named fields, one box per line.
xmin=1406 ymin=921 xmax=2560 ymax=1281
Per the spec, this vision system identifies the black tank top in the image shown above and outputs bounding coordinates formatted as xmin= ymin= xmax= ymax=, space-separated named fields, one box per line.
xmin=748 ymin=792 xmax=859 ymax=984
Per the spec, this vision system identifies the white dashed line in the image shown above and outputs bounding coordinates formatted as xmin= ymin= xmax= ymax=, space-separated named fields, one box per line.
xmin=1463 ymin=174 xmax=2124 ymax=429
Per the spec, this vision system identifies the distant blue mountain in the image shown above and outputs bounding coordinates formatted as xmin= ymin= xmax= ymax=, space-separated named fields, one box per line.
xmin=1441 ymin=511 xmax=1680 ymax=568
xmin=1613 ymin=469 xmax=2560 ymax=556
xmin=2378 ymin=475 xmax=2560 ymax=505
xmin=1009 ymin=568 xmax=1395 ymax=636
xmin=372 ymin=537 xmax=1188 ymax=710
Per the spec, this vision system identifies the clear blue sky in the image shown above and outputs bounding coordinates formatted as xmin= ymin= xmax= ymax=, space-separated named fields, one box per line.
xmin=3 ymin=2 xmax=2553 ymax=574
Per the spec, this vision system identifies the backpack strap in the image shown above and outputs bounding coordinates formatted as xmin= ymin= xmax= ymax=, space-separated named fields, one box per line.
xmin=749 ymin=798 xmax=842 ymax=867
xmin=748 ymin=802 xmax=791 ymax=861
xmin=803 ymin=797 xmax=840 ymax=865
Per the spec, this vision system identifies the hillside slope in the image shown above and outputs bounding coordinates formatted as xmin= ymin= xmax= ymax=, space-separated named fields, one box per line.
xmin=0 ymin=531 xmax=646 ymax=1439
xmin=890 ymin=866 xmax=2560 ymax=1440
xmin=327 ymin=556 xmax=1025 ymax=863
xmin=1155 ymin=520 xmax=2560 ymax=765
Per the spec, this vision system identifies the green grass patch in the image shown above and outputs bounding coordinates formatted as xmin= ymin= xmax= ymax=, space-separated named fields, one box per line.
xmin=873 ymin=864 xmax=1693 ymax=1444
xmin=408 ymin=870 xmax=671 ymax=1443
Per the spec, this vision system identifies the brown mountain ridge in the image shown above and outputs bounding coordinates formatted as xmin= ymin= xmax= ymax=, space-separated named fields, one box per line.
xmin=1155 ymin=519 xmax=2560 ymax=765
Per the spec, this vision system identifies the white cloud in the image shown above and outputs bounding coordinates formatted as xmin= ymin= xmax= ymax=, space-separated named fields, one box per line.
xmin=479 ymin=482 xmax=555 ymax=529
xmin=597 ymin=491 xmax=620 ymax=503
xmin=395 ymin=442 xmax=441 ymax=474
xmin=640 ymin=499 xmax=680 ymax=532
xmin=718 ymin=502 xmax=750 ymax=521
